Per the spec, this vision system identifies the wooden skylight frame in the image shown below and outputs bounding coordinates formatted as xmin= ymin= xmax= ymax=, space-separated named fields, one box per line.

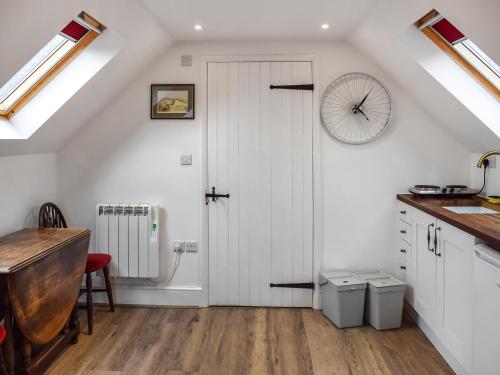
xmin=415 ymin=9 xmax=500 ymax=101
xmin=0 ymin=12 xmax=105 ymax=121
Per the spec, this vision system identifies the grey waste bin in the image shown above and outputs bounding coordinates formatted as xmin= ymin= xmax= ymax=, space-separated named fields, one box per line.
xmin=355 ymin=271 xmax=406 ymax=330
xmin=319 ymin=271 xmax=367 ymax=328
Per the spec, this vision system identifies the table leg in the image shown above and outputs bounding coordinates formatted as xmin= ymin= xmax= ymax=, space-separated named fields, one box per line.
xmin=69 ymin=301 xmax=80 ymax=344
xmin=21 ymin=337 xmax=32 ymax=374
xmin=1 ymin=281 xmax=15 ymax=375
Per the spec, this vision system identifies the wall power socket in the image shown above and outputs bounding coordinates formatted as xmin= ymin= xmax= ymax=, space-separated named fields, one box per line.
xmin=173 ymin=241 xmax=185 ymax=252
xmin=488 ymin=157 xmax=496 ymax=169
xmin=185 ymin=241 xmax=198 ymax=252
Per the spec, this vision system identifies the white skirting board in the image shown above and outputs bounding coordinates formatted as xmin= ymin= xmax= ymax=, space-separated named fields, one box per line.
xmin=80 ymin=284 xmax=203 ymax=307
xmin=405 ymin=303 xmax=468 ymax=375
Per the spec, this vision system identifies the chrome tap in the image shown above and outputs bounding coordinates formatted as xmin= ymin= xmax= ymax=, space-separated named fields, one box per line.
xmin=477 ymin=151 xmax=500 ymax=168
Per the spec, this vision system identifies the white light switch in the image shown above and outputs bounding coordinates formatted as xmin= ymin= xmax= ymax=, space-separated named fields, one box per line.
xmin=186 ymin=241 xmax=198 ymax=252
xmin=180 ymin=154 xmax=192 ymax=165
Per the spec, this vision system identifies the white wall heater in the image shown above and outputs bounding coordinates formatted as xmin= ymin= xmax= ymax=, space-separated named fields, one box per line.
xmin=96 ymin=204 xmax=159 ymax=278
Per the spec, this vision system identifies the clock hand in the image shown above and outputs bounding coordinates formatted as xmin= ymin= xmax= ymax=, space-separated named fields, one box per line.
xmin=358 ymin=108 xmax=370 ymax=121
xmin=358 ymin=88 xmax=373 ymax=108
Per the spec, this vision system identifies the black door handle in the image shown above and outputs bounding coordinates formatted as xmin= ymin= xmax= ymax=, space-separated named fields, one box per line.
xmin=205 ymin=187 xmax=230 ymax=205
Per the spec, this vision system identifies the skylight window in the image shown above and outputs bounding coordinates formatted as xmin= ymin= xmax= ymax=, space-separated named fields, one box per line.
xmin=0 ymin=12 xmax=105 ymax=120
xmin=415 ymin=10 xmax=500 ymax=100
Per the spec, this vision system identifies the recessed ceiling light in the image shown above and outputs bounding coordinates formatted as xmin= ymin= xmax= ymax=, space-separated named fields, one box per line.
xmin=194 ymin=24 xmax=202 ymax=31
xmin=321 ymin=24 xmax=330 ymax=30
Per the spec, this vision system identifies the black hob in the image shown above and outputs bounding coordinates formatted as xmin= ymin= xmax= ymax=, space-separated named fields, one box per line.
xmin=409 ymin=184 xmax=479 ymax=196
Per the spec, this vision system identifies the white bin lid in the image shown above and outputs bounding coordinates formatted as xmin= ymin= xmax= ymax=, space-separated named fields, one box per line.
xmin=368 ymin=277 xmax=405 ymax=289
xmin=319 ymin=270 xmax=353 ymax=285
xmin=319 ymin=270 xmax=353 ymax=279
xmin=329 ymin=276 xmax=367 ymax=291
xmin=354 ymin=271 xmax=391 ymax=280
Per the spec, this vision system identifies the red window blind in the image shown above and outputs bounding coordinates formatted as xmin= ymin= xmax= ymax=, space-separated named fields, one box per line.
xmin=60 ymin=20 xmax=89 ymax=42
xmin=432 ymin=18 xmax=465 ymax=44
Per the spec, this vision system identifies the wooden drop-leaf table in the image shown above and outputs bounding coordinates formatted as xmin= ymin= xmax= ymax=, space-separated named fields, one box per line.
xmin=0 ymin=228 xmax=90 ymax=375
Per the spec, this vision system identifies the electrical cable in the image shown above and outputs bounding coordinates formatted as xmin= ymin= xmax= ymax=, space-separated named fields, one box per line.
xmin=165 ymin=250 xmax=182 ymax=285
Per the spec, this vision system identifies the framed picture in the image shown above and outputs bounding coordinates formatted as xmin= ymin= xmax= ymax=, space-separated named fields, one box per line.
xmin=151 ymin=84 xmax=195 ymax=119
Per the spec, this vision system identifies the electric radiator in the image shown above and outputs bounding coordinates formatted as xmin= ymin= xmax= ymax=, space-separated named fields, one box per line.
xmin=96 ymin=204 xmax=159 ymax=278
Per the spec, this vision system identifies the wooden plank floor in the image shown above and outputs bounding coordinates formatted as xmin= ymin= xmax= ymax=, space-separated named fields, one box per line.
xmin=46 ymin=306 xmax=453 ymax=375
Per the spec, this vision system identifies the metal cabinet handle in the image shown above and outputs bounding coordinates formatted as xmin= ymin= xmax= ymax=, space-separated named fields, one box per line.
xmin=400 ymin=266 xmax=406 ymax=270
xmin=400 ymin=230 xmax=407 ymax=234
xmin=434 ymin=226 xmax=442 ymax=257
xmin=400 ymin=249 xmax=406 ymax=253
xmin=427 ymin=223 xmax=435 ymax=252
xmin=400 ymin=210 xmax=407 ymax=214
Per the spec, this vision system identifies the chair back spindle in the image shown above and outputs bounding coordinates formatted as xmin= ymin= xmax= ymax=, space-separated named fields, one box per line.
xmin=39 ymin=203 xmax=68 ymax=229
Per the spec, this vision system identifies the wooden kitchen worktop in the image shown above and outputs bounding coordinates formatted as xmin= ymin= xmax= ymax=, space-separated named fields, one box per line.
xmin=397 ymin=194 xmax=500 ymax=248
xmin=0 ymin=227 xmax=90 ymax=273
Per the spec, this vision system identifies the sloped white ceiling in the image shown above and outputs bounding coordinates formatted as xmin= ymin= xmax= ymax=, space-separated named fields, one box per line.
xmin=140 ymin=0 xmax=375 ymax=41
xmin=0 ymin=0 xmax=173 ymax=156
xmin=349 ymin=0 xmax=500 ymax=152
xmin=1 ymin=0 xmax=498 ymax=156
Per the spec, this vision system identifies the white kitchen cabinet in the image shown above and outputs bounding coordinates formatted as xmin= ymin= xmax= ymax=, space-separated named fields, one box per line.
xmin=435 ymin=220 xmax=474 ymax=373
xmin=472 ymin=244 xmax=500 ymax=375
xmin=396 ymin=202 xmax=413 ymax=303
xmin=397 ymin=201 xmax=475 ymax=374
xmin=412 ymin=208 xmax=438 ymax=324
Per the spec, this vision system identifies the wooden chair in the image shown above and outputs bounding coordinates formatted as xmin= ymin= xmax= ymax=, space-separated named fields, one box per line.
xmin=38 ymin=202 xmax=114 ymax=335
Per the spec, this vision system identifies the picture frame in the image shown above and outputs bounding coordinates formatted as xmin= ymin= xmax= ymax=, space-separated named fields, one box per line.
xmin=150 ymin=84 xmax=195 ymax=119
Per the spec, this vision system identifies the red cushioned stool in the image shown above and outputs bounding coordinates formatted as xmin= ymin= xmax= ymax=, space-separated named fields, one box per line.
xmin=39 ymin=202 xmax=114 ymax=335
xmin=0 ymin=325 xmax=7 ymax=374
xmin=81 ymin=253 xmax=114 ymax=335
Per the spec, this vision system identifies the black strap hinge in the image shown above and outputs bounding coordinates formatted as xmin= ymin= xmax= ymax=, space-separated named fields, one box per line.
xmin=270 ymin=282 xmax=315 ymax=290
xmin=270 ymin=84 xmax=314 ymax=91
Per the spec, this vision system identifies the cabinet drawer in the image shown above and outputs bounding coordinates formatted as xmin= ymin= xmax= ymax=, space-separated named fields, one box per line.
xmin=398 ymin=239 xmax=411 ymax=259
xmin=398 ymin=221 xmax=412 ymax=244
xmin=397 ymin=201 xmax=412 ymax=224
xmin=398 ymin=260 xmax=408 ymax=281
xmin=398 ymin=258 xmax=413 ymax=305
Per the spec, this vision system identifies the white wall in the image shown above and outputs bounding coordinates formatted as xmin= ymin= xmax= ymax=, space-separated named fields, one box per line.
xmin=58 ymin=41 xmax=470 ymax=306
xmin=0 ymin=153 xmax=57 ymax=236
xmin=471 ymin=154 xmax=500 ymax=197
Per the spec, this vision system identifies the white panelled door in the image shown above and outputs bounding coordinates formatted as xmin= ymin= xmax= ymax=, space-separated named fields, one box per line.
xmin=207 ymin=61 xmax=313 ymax=307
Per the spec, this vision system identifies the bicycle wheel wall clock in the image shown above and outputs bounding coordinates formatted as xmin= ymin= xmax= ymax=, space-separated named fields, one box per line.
xmin=320 ymin=73 xmax=391 ymax=144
